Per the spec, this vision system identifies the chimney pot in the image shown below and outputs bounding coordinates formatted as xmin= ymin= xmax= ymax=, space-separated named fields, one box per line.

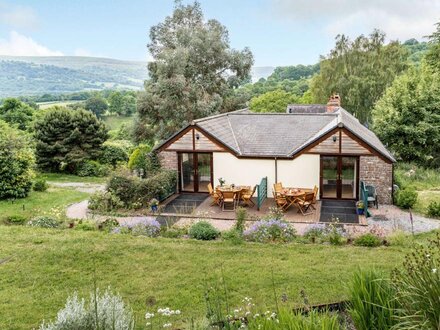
xmin=327 ymin=93 xmax=341 ymax=113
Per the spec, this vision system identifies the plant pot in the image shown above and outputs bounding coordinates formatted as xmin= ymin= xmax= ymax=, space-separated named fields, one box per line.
xmin=151 ymin=205 xmax=158 ymax=212
xmin=356 ymin=208 xmax=364 ymax=215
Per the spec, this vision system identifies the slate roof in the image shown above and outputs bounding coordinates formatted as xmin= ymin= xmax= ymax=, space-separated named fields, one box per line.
xmin=157 ymin=106 xmax=395 ymax=162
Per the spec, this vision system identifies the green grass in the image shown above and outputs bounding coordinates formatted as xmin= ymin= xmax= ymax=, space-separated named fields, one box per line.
xmin=395 ymin=163 xmax=440 ymax=216
xmin=0 ymin=227 xmax=437 ymax=329
xmin=102 ymin=114 xmax=134 ymax=130
xmin=36 ymin=172 xmax=107 ymax=184
xmin=0 ymin=188 xmax=89 ymax=221
xmin=37 ymin=100 xmax=83 ymax=109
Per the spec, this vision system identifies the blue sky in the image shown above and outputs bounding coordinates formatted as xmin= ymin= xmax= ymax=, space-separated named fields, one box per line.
xmin=0 ymin=0 xmax=438 ymax=66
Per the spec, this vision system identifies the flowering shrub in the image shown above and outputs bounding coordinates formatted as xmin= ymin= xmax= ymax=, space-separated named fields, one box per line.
xmin=303 ymin=223 xmax=327 ymax=243
xmin=27 ymin=216 xmax=59 ymax=228
xmin=39 ymin=288 xmax=134 ymax=330
xmin=243 ymin=219 xmax=296 ymax=243
xmin=112 ymin=218 xmax=160 ymax=237
xmin=145 ymin=307 xmax=181 ymax=329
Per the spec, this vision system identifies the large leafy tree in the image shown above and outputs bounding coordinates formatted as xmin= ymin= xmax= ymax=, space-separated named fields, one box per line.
xmin=310 ymin=30 xmax=408 ymax=124
xmin=426 ymin=21 xmax=440 ymax=72
xmin=250 ymin=90 xmax=299 ymax=113
xmin=34 ymin=107 xmax=108 ymax=172
xmin=372 ymin=64 xmax=440 ymax=166
xmin=0 ymin=120 xmax=34 ymax=199
xmin=136 ymin=1 xmax=254 ymax=141
xmin=0 ymin=98 xmax=34 ymax=130
xmin=85 ymin=96 xmax=108 ymax=117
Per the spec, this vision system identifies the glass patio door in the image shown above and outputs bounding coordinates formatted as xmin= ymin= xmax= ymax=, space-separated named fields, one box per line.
xmin=321 ymin=156 xmax=358 ymax=199
xmin=179 ymin=153 xmax=212 ymax=192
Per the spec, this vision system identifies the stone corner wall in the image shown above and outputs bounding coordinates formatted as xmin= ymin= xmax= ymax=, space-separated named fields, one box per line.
xmin=158 ymin=151 xmax=178 ymax=171
xmin=359 ymin=156 xmax=393 ymax=205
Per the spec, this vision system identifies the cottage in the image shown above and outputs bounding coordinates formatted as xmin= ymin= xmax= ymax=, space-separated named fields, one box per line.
xmin=155 ymin=95 xmax=395 ymax=208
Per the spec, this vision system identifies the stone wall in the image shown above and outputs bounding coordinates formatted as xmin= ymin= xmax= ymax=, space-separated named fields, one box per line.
xmin=359 ymin=156 xmax=393 ymax=204
xmin=159 ymin=151 xmax=178 ymax=171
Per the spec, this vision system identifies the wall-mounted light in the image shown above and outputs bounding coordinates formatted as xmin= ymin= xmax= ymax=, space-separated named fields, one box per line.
xmin=195 ymin=133 xmax=200 ymax=140
xmin=332 ymin=135 xmax=337 ymax=142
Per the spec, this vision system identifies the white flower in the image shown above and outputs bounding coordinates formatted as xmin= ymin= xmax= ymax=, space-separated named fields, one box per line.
xmin=163 ymin=323 xmax=172 ymax=328
xmin=175 ymin=309 xmax=181 ymax=315
xmin=426 ymin=254 xmax=431 ymax=258
xmin=145 ymin=312 xmax=155 ymax=319
xmin=146 ymin=322 xmax=151 ymax=326
xmin=433 ymin=268 xmax=437 ymax=273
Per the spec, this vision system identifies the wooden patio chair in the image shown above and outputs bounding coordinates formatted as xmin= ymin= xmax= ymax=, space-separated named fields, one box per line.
xmin=273 ymin=182 xmax=283 ymax=195
xmin=296 ymin=192 xmax=315 ymax=215
xmin=208 ymin=183 xmax=222 ymax=207
xmin=221 ymin=190 xmax=237 ymax=212
xmin=310 ymin=185 xmax=319 ymax=210
xmin=273 ymin=190 xmax=288 ymax=210
xmin=241 ymin=185 xmax=256 ymax=207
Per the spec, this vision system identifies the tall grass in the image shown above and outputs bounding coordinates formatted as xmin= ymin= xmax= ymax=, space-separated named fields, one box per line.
xmin=348 ymin=269 xmax=398 ymax=330
xmin=395 ymin=162 xmax=440 ymax=191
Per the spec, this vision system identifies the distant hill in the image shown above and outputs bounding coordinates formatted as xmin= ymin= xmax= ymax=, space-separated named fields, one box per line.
xmin=0 ymin=56 xmax=148 ymax=97
xmin=0 ymin=55 xmax=276 ymax=97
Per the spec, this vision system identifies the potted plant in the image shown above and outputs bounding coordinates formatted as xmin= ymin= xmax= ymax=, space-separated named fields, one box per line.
xmin=356 ymin=201 xmax=364 ymax=215
xmin=218 ymin=177 xmax=225 ymax=187
xmin=150 ymin=198 xmax=159 ymax=212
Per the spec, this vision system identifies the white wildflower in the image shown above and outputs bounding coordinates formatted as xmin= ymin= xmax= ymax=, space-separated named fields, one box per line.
xmin=433 ymin=268 xmax=437 ymax=273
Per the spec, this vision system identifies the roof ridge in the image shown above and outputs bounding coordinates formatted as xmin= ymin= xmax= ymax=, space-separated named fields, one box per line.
xmin=230 ymin=112 xmax=338 ymax=116
xmin=227 ymin=114 xmax=241 ymax=154
xmin=193 ymin=108 xmax=249 ymax=123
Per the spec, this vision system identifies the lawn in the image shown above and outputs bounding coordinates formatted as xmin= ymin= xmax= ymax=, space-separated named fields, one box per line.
xmin=102 ymin=114 xmax=134 ymax=130
xmin=37 ymin=172 xmax=107 ymax=184
xmin=395 ymin=163 xmax=440 ymax=216
xmin=37 ymin=100 xmax=83 ymax=109
xmin=0 ymin=187 xmax=89 ymax=221
xmin=0 ymin=226 xmax=436 ymax=329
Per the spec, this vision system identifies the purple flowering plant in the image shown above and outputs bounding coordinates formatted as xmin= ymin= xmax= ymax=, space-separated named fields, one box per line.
xmin=243 ymin=219 xmax=296 ymax=243
xmin=112 ymin=218 xmax=161 ymax=238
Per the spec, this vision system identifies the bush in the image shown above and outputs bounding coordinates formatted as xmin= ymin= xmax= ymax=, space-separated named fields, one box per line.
xmin=74 ymin=221 xmax=96 ymax=231
xmin=392 ymin=233 xmax=440 ymax=329
xmin=39 ymin=288 xmax=134 ymax=330
xmin=396 ymin=188 xmax=418 ymax=209
xmin=161 ymin=227 xmax=186 ymax=238
xmin=112 ymin=218 xmax=161 ymax=238
xmin=127 ymin=144 xmax=160 ymax=176
xmin=88 ymin=191 xmax=124 ymax=213
xmin=427 ymin=201 xmax=440 ymax=217
xmin=303 ymin=223 xmax=326 ymax=243
xmin=5 ymin=215 xmax=27 ymax=225
xmin=327 ymin=220 xmax=345 ymax=245
xmin=243 ymin=219 xmax=296 ymax=243
xmin=100 ymin=218 xmax=119 ymax=232
xmin=348 ymin=269 xmax=398 ymax=330
xmin=354 ymin=233 xmax=382 ymax=247
xmin=222 ymin=228 xmax=244 ymax=244
xmin=99 ymin=140 xmax=132 ymax=167
xmin=33 ymin=178 xmax=49 ymax=192
xmin=189 ymin=221 xmax=220 ymax=240
xmin=235 ymin=207 xmax=247 ymax=233
xmin=76 ymin=160 xmax=110 ymax=177
xmin=388 ymin=230 xmax=413 ymax=247
xmin=27 ymin=216 xmax=59 ymax=228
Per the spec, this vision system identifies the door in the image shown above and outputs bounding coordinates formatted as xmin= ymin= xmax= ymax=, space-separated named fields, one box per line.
xmin=321 ymin=156 xmax=358 ymax=199
xmin=179 ymin=153 xmax=212 ymax=193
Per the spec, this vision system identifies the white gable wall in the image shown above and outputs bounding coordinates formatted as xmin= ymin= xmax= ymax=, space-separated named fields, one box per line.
xmin=212 ymin=153 xmax=320 ymax=198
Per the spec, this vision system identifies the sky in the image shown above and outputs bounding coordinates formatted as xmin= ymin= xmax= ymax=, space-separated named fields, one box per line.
xmin=0 ymin=0 xmax=439 ymax=66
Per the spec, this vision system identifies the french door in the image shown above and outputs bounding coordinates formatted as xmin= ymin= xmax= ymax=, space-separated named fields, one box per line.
xmin=179 ymin=153 xmax=212 ymax=193
xmin=320 ymin=156 xmax=359 ymax=200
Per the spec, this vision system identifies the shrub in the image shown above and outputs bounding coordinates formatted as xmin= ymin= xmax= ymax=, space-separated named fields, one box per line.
xmin=354 ymin=233 xmax=382 ymax=247
xmin=74 ymin=221 xmax=96 ymax=231
xmin=189 ymin=221 xmax=220 ymax=240
xmin=27 ymin=216 xmax=59 ymax=228
xmin=76 ymin=160 xmax=110 ymax=177
xmin=112 ymin=218 xmax=161 ymax=238
xmin=388 ymin=230 xmax=412 ymax=247
xmin=396 ymin=188 xmax=418 ymax=209
xmin=5 ymin=215 xmax=27 ymax=225
xmin=0 ymin=120 xmax=34 ymax=199
xmin=99 ymin=140 xmax=132 ymax=168
xmin=33 ymin=178 xmax=48 ymax=192
xmin=348 ymin=269 xmax=398 ymax=330
xmin=303 ymin=223 xmax=326 ymax=243
xmin=100 ymin=218 xmax=119 ymax=232
xmin=39 ymin=288 xmax=134 ymax=330
xmin=161 ymin=227 xmax=186 ymax=238
xmin=222 ymin=228 xmax=244 ymax=244
xmin=127 ymin=144 xmax=160 ymax=176
xmin=427 ymin=201 xmax=440 ymax=217
xmin=327 ymin=220 xmax=345 ymax=245
xmin=88 ymin=191 xmax=124 ymax=212
xmin=243 ymin=219 xmax=296 ymax=243
xmin=235 ymin=207 xmax=247 ymax=233
xmin=392 ymin=233 xmax=440 ymax=329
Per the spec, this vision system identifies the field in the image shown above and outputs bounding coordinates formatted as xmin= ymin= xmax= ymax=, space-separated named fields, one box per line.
xmin=37 ymin=100 xmax=83 ymax=109
xmin=102 ymin=114 xmax=134 ymax=130
xmin=0 ymin=226 xmax=436 ymax=329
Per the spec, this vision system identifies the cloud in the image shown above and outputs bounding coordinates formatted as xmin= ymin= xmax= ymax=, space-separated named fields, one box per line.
xmin=270 ymin=0 xmax=440 ymax=40
xmin=0 ymin=2 xmax=39 ymax=29
xmin=0 ymin=31 xmax=63 ymax=56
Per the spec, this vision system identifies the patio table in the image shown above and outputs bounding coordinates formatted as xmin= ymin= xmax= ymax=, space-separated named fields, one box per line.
xmin=216 ymin=185 xmax=250 ymax=206
xmin=280 ymin=188 xmax=306 ymax=211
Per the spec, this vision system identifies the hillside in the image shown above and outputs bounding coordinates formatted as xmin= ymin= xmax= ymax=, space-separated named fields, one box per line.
xmin=0 ymin=56 xmax=148 ymax=97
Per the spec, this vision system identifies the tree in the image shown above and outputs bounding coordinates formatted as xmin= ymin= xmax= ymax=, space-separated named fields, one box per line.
xmin=85 ymin=96 xmax=108 ymax=117
xmin=372 ymin=64 xmax=440 ymax=167
xmin=108 ymin=91 xmax=124 ymax=115
xmin=0 ymin=120 xmax=34 ymax=199
xmin=0 ymin=98 xmax=34 ymax=130
xmin=136 ymin=1 xmax=254 ymax=141
xmin=268 ymin=64 xmax=319 ymax=81
xmin=310 ymin=30 xmax=408 ymax=124
xmin=426 ymin=21 xmax=440 ymax=72
xmin=249 ymin=90 xmax=299 ymax=113
xmin=121 ymin=94 xmax=136 ymax=116
xmin=34 ymin=107 xmax=108 ymax=173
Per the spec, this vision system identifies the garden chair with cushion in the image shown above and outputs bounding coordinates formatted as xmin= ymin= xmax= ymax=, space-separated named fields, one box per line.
xmin=208 ymin=183 xmax=222 ymax=207
xmin=296 ymin=192 xmax=315 ymax=215
xmin=221 ymin=190 xmax=237 ymax=211
xmin=366 ymin=184 xmax=378 ymax=209
xmin=241 ymin=185 xmax=256 ymax=207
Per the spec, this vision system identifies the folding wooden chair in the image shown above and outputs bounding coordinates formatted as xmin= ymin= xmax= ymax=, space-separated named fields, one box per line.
xmin=241 ymin=185 xmax=256 ymax=207
xmin=273 ymin=190 xmax=288 ymax=211
xmin=311 ymin=185 xmax=319 ymax=210
xmin=296 ymin=192 xmax=315 ymax=215
xmin=222 ymin=190 xmax=237 ymax=211
xmin=208 ymin=183 xmax=222 ymax=206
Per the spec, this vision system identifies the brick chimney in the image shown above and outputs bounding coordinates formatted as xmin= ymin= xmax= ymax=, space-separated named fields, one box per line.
xmin=327 ymin=94 xmax=341 ymax=113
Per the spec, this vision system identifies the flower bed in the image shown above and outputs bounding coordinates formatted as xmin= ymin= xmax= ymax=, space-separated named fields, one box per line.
xmin=243 ymin=219 xmax=296 ymax=243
